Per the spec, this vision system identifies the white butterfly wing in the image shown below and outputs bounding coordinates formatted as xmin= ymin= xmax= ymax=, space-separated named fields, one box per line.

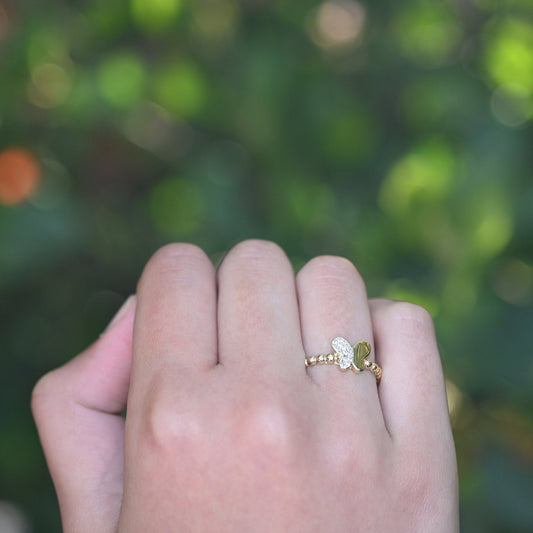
xmin=331 ymin=337 xmax=354 ymax=369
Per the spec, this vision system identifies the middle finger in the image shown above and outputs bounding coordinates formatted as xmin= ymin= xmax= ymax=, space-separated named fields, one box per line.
xmin=217 ymin=240 xmax=305 ymax=383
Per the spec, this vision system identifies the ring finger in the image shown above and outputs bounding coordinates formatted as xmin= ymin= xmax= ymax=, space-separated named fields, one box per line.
xmin=296 ymin=256 xmax=385 ymax=430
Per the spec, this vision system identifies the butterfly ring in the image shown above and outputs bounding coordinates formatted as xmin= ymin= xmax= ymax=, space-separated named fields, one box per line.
xmin=304 ymin=337 xmax=382 ymax=384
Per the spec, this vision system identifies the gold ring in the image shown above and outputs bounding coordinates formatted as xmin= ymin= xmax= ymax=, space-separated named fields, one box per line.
xmin=304 ymin=337 xmax=382 ymax=384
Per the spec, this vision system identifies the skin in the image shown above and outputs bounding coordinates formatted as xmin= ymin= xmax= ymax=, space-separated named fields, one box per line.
xmin=32 ymin=239 xmax=459 ymax=532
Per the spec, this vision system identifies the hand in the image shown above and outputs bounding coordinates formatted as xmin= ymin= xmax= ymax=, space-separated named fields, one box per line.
xmin=32 ymin=240 xmax=459 ymax=532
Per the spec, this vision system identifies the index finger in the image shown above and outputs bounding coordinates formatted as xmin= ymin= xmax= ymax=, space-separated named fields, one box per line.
xmin=130 ymin=244 xmax=218 ymax=397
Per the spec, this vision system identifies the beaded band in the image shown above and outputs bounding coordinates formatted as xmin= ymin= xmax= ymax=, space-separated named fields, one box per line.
xmin=304 ymin=337 xmax=382 ymax=384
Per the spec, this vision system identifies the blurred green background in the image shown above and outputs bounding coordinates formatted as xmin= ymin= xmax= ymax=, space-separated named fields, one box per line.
xmin=1 ymin=0 xmax=532 ymax=531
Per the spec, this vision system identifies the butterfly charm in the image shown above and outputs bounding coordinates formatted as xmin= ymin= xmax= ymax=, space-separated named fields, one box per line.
xmin=331 ymin=337 xmax=372 ymax=371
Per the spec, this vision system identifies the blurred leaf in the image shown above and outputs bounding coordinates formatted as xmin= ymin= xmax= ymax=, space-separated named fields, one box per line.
xmin=98 ymin=52 xmax=146 ymax=109
xmin=322 ymin=107 xmax=378 ymax=163
xmin=484 ymin=18 xmax=533 ymax=91
xmin=27 ymin=24 xmax=70 ymax=70
xmin=465 ymin=187 xmax=514 ymax=260
xmin=385 ymin=280 xmax=439 ymax=316
xmin=393 ymin=0 xmax=462 ymax=67
xmin=153 ymin=61 xmax=208 ymax=118
xmin=379 ymin=137 xmax=455 ymax=217
xmin=149 ymin=176 xmax=206 ymax=235
xmin=130 ymin=0 xmax=183 ymax=33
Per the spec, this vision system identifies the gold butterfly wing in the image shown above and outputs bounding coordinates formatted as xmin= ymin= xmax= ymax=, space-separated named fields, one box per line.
xmin=353 ymin=341 xmax=371 ymax=371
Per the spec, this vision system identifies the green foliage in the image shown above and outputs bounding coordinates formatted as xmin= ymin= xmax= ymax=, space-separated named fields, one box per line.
xmin=149 ymin=176 xmax=206 ymax=235
xmin=153 ymin=61 xmax=208 ymax=117
xmin=130 ymin=0 xmax=184 ymax=33
xmin=393 ymin=0 xmax=463 ymax=66
xmin=1 ymin=0 xmax=532 ymax=531
xmin=98 ymin=52 xmax=147 ymax=108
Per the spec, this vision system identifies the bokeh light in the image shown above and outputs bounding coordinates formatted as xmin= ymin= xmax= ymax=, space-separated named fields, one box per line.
xmin=0 ymin=501 xmax=30 ymax=533
xmin=484 ymin=18 xmax=533 ymax=92
xmin=379 ymin=138 xmax=455 ymax=217
xmin=393 ymin=0 xmax=462 ymax=66
xmin=122 ymin=102 xmax=178 ymax=153
xmin=0 ymin=148 xmax=41 ymax=205
xmin=153 ymin=61 xmax=208 ymax=118
xmin=191 ymin=0 xmax=239 ymax=44
xmin=98 ymin=52 xmax=146 ymax=109
xmin=28 ymin=63 xmax=72 ymax=109
xmin=491 ymin=83 xmax=532 ymax=127
xmin=310 ymin=0 xmax=366 ymax=50
xmin=446 ymin=379 xmax=464 ymax=424
xmin=491 ymin=258 xmax=533 ymax=306
xmin=130 ymin=0 xmax=183 ymax=33
xmin=468 ymin=189 xmax=513 ymax=259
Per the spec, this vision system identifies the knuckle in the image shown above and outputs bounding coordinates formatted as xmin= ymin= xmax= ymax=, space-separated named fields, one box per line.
xmin=218 ymin=240 xmax=291 ymax=282
xmin=138 ymin=243 xmax=211 ymax=291
xmin=31 ymin=370 xmax=63 ymax=420
xmin=150 ymin=242 xmax=208 ymax=264
xmin=297 ymin=257 xmax=367 ymax=311
xmin=299 ymin=255 xmax=364 ymax=290
xmin=224 ymin=239 xmax=287 ymax=264
xmin=324 ymin=427 xmax=383 ymax=479
xmin=140 ymin=393 xmax=201 ymax=456
xmin=239 ymin=401 xmax=297 ymax=464
xmin=385 ymin=301 xmax=435 ymax=338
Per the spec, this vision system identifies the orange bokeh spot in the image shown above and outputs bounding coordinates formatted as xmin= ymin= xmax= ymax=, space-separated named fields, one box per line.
xmin=0 ymin=147 xmax=41 ymax=205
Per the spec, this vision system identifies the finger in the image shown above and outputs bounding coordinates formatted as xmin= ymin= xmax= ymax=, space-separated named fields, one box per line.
xmin=217 ymin=240 xmax=304 ymax=382
xmin=296 ymin=256 xmax=384 ymax=428
xmin=369 ymin=299 xmax=453 ymax=451
xmin=31 ymin=295 xmax=136 ymax=533
xmin=130 ymin=243 xmax=217 ymax=395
